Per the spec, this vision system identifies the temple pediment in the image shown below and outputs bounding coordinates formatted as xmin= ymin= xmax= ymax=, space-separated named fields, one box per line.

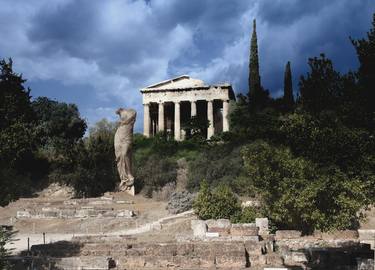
xmin=142 ymin=75 xmax=206 ymax=91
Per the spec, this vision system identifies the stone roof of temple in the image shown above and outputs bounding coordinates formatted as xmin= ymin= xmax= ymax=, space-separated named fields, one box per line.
xmin=140 ymin=75 xmax=231 ymax=92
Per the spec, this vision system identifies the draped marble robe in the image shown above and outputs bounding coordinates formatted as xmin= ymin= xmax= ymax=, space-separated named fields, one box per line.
xmin=114 ymin=108 xmax=136 ymax=195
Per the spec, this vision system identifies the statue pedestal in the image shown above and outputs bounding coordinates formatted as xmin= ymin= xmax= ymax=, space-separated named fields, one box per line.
xmin=123 ymin=185 xmax=135 ymax=196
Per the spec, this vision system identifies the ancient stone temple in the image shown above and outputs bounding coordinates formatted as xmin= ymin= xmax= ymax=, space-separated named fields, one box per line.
xmin=140 ymin=75 xmax=235 ymax=140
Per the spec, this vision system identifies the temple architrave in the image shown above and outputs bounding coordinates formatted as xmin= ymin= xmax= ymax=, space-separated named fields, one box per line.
xmin=140 ymin=75 xmax=235 ymax=141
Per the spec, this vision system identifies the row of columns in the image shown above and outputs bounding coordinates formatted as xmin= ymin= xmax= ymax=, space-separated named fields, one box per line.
xmin=143 ymin=100 xmax=230 ymax=141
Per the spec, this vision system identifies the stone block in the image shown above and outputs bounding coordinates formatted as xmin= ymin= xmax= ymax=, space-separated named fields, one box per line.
xmin=358 ymin=229 xmax=375 ymax=240
xmin=320 ymin=230 xmax=359 ymax=240
xmin=206 ymin=219 xmax=231 ymax=229
xmin=231 ymin=235 xmax=259 ymax=242
xmin=215 ymin=254 xmax=246 ymax=268
xmin=191 ymin=220 xmax=207 ymax=237
xmin=207 ymin=226 xmax=230 ymax=236
xmin=256 ymin=217 xmax=269 ymax=235
xmin=244 ymin=241 xmax=263 ymax=255
xmin=206 ymin=232 xmax=219 ymax=238
xmin=264 ymin=268 xmax=290 ymax=270
xmin=116 ymin=210 xmax=134 ymax=218
xmin=230 ymin=224 xmax=259 ymax=236
xmin=266 ymin=253 xmax=284 ymax=266
xmin=291 ymin=251 xmax=308 ymax=263
xmin=16 ymin=211 xmax=30 ymax=218
xmin=275 ymin=230 xmax=302 ymax=240
xmin=249 ymin=254 xmax=266 ymax=266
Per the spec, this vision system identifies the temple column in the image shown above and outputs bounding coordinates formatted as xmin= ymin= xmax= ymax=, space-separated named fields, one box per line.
xmin=143 ymin=103 xmax=150 ymax=137
xmin=174 ymin=102 xmax=181 ymax=141
xmin=207 ymin=100 xmax=214 ymax=139
xmin=191 ymin=100 xmax=197 ymax=117
xmin=158 ymin=102 xmax=165 ymax=132
xmin=222 ymin=99 xmax=230 ymax=132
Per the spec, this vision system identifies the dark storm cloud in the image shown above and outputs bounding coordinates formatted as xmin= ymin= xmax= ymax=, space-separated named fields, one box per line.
xmin=0 ymin=0 xmax=374 ymax=129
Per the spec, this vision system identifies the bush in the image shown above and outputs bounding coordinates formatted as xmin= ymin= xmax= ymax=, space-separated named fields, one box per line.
xmin=231 ymin=207 xmax=258 ymax=224
xmin=187 ymin=144 xmax=244 ymax=191
xmin=135 ymin=154 xmax=177 ymax=197
xmin=241 ymin=140 xmax=369 ymax=233
xmin=193 ymin=180 xmax=241 ymax=220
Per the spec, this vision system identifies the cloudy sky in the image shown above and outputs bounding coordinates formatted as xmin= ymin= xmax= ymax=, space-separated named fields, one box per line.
xmin=0 ymin=0 xmax=374 ymax=132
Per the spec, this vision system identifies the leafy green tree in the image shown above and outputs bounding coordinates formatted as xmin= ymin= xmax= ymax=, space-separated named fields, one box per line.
xmin=241 ymin=141 xmax=368 ymax=233
xmin=0 ymin=58 xmax=35 ymax=130
xmin=0 ymin=59 xmax=44 ymax=205
xmin=70 ymin=120 xmax=118 ymax=197
xmin=248 ymin=20 xmax=270 ymax=111
xmin=32 ymin=97 xmax=87 ymax=148
xmin=351 ymin=13 xmax=375 ymax=130
xmin=0 ymin=226 xmax=15 ymax=269
xmin=283 ymin=61 xmax=294 ymax=111
xmin=299 ymin=54 xmax=343 ymax=115
xmin=249 ymin=19 xmax=261 ymax=99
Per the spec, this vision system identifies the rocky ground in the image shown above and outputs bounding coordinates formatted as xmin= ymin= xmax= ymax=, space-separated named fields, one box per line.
xmin=1 ymin=184 xmax=374 ymax=269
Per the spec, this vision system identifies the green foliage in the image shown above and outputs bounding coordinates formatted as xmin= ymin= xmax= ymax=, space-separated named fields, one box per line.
xmin=231 ymin=206 xmax=258 ymax=224
xmin=193 ymin=180 xmax=241 ymax=220
xmin=241 ymin=141 xmax=368 ymax=233
xmin=0 ymin=59 xmax=45 ymax=205
xmin=299 ymin=54 xmax=344 ymax=115
xmin=249 ymin=19 xmax=261 ymax=97
xmin=32 ymin=97 xmax=87 ymax=147
xmin=69 ymin=120 xmax=118 ymax=197
xmin=187 ymin=144 xmax=244 ymax=191
xmin=283 ymin=61 xmax=294 ymax=111
xmin=135 ymin=155 xmax=177 ymax=197
xmin=351 ymin=14 xmax=375 ymax=130
xmin=280 ymin=112 xmax=374 ymax=171
xmin=183 ymin=116 xmax=209 ymax=142
xmin=0 ymin=226 xmax=15 ymax=269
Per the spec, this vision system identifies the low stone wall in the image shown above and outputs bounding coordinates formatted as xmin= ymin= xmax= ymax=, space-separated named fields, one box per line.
xmin=190 ymin=218 xmax=269 ymax=241
xmin=16 ymin=207 xmax=135 ymax=219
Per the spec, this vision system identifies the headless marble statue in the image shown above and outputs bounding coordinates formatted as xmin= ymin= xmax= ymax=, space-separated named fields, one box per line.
xmin=114 ymin=108 xmax=136 ymax=195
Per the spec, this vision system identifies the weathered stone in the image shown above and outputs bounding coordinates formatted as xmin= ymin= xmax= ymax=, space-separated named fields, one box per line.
xmin=191 ymin=220 xmax=207 ymax=238
xmin=249 ymin=254 xmax=267 ymax=266
xmin=215 ymin=253 xmax=246 ymax=268
xmin=266 ymin=253 xmax=284 ymax=266
xmin=206 ymin=232 xmax=219 ymax=238
xmin=116 ymin=210 xmax=134 ymax=218
xmin=206 ymin=219 xmax=231 ymax=229
xmin=16 ymin=211 xmax=30 ymax=218
xmin=141 ymin=76 xmax=235 ymax=140
xmin=256 ymin=217 xmax=269 ymax=235
xmin=114 ymin=108 xmax=136 ymax=195
xmin=320 ymin=230 xmax=359 ymax=240
xmin=275 ymin=230 xmax=302 ymax=240
xmin=230 ymin=223 xmax=259 ymax=236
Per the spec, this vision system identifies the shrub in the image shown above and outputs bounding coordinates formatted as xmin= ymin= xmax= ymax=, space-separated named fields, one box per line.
xmin=231 ymin=206 xmax=258 ymax=224
xmin=187 ymin=144 xmax=244 ymax=191
xmin=135 ymin=154 xmax=177 ymax=197
xmin=193 ymin=180 xmax=241 ymax=220
xmin=241 ymin=140 xmax=369 ymax=233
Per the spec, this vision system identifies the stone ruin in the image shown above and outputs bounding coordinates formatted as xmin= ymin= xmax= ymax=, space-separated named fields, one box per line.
xmin=13 ymin=217 xmax=374 ymax=270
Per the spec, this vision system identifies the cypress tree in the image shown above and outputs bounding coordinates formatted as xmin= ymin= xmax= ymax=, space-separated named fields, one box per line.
xmin=283 ymin=61 xmax=294 ymax=110
xmin=249 ymin=19 xmax=261 ymax=98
